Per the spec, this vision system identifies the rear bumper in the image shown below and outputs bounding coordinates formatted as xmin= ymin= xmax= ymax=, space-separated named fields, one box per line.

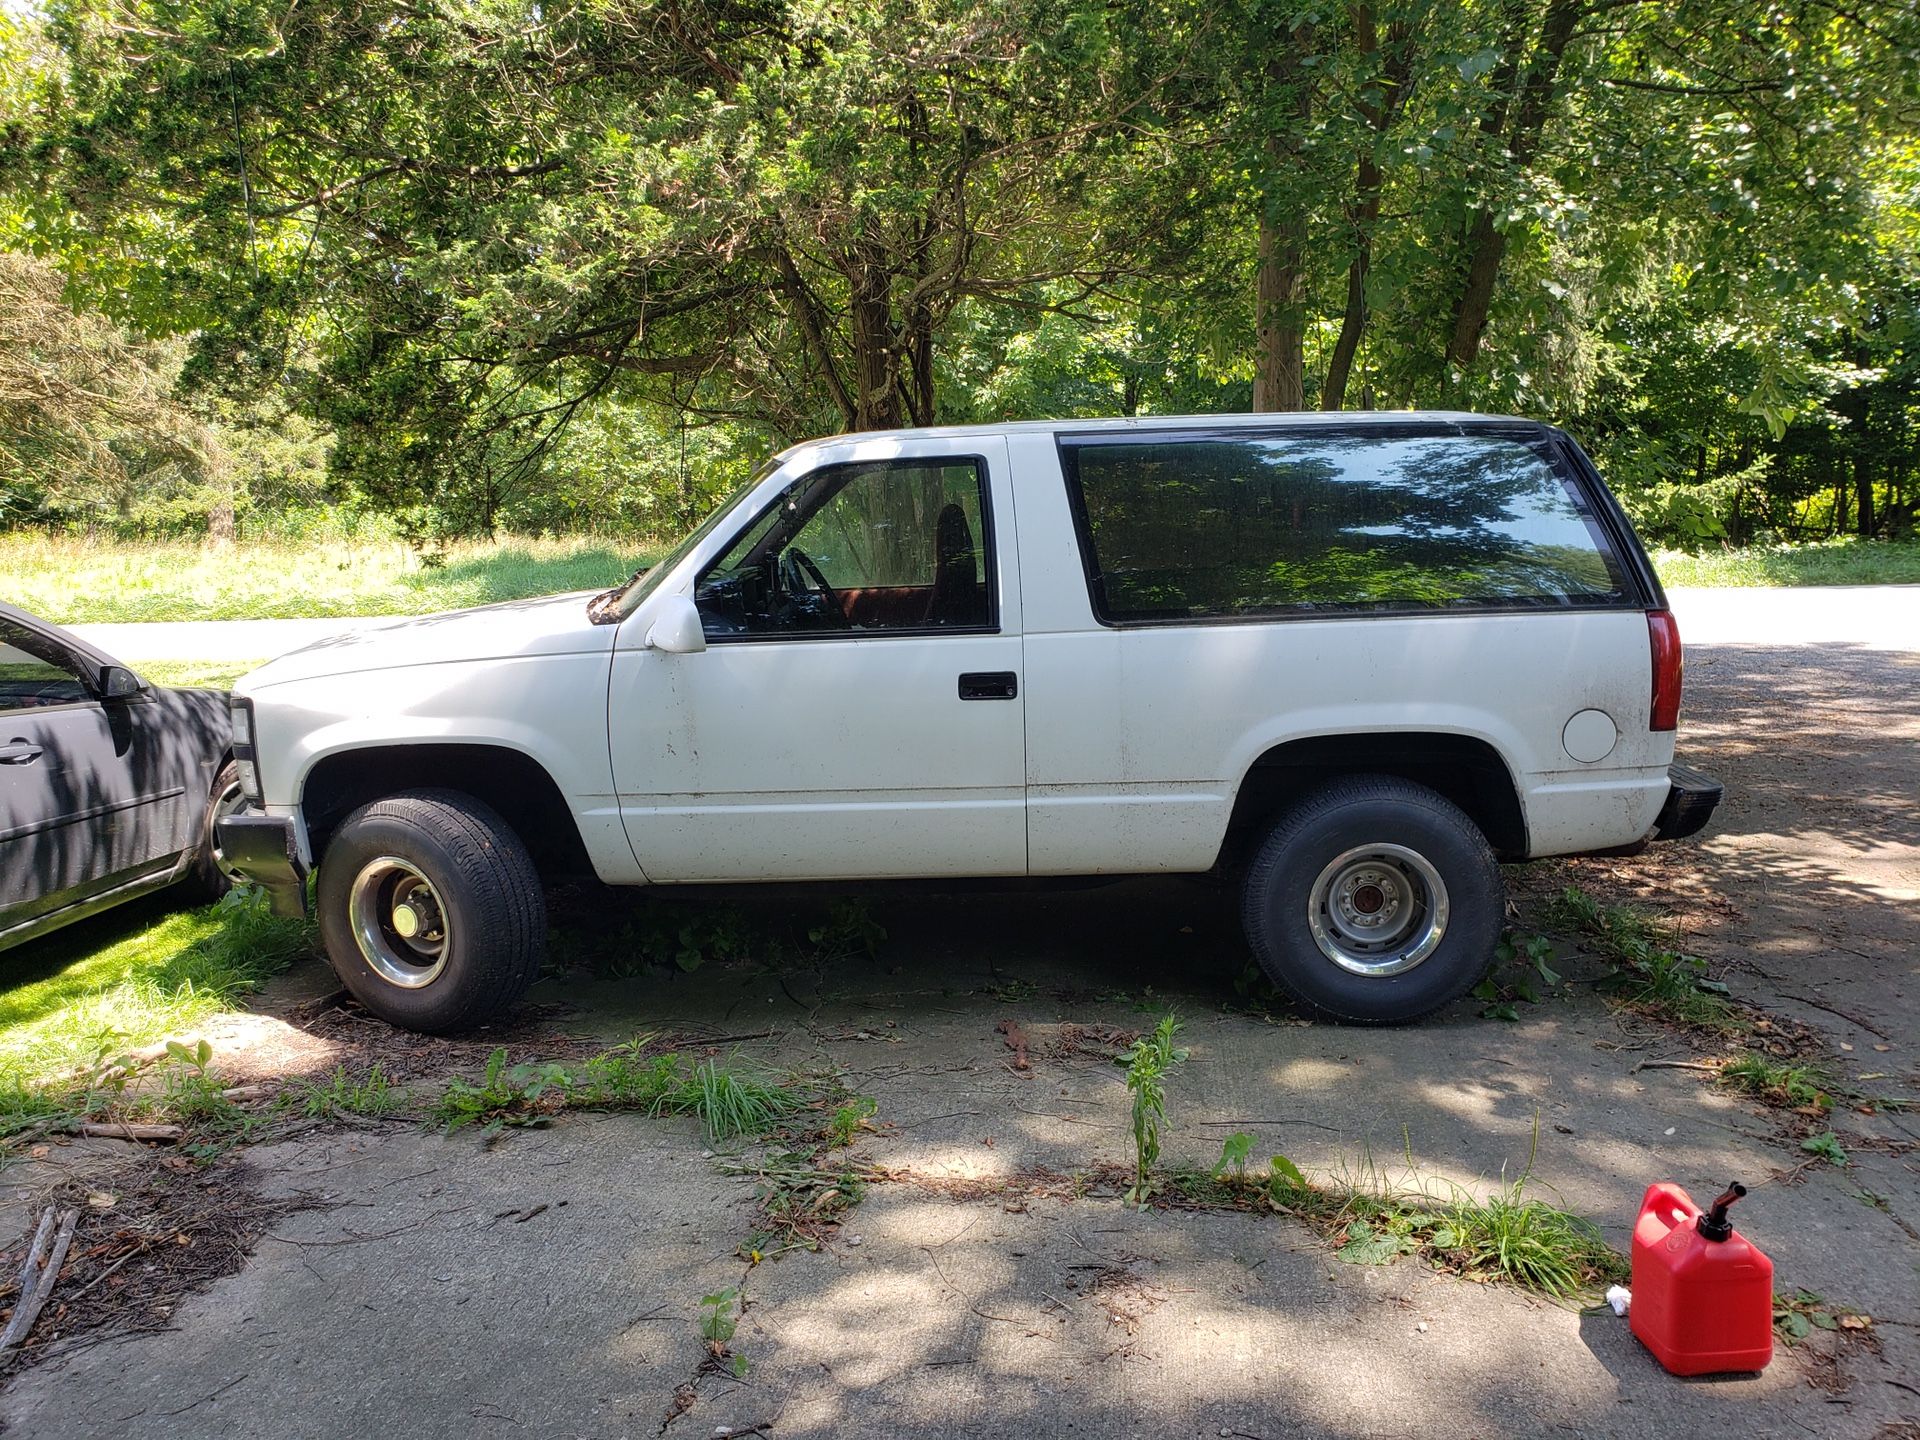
xmin=216 ymin=813 xmax=311 ymax=917
xmin=1652 ymin=762 xmax=1722 ymax=842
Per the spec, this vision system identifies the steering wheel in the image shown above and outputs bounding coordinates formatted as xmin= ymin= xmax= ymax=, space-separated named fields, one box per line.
xmin=780 ymin=546 xmax=838 ymax=618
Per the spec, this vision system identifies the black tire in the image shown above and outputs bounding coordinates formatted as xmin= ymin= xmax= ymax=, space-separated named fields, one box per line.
xmin=317 ymin=788 xmax=546 ymax=1034
xmin=1240 ymin=775 xmax=1504 ymax=1024
xmin=190 ymin=760 xmax=246 ymax=900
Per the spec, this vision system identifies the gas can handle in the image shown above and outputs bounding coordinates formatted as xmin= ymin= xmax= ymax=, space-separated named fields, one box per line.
xmin=1697 ymin=1181 xmax=1747 ymax=1242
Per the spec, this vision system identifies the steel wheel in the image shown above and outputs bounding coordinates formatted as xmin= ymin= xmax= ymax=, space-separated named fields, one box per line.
xmin=1306 ymin=842 xmax=1450 ymax=977
xmin=205 ymin=774 xmax=250 ymax=884
xmin=347 ymin=855 xmax=452 ymax=989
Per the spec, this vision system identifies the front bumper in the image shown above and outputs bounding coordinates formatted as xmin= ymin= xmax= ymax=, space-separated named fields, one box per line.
xmin=216 ymin=813 xmax=311 ymax=917
xmin=1652 ymin=762 xmax=1722 ymax=842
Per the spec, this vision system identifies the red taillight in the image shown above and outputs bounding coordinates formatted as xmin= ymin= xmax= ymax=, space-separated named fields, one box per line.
xmin=1648 ymin=608 xmax=1682 ymax=732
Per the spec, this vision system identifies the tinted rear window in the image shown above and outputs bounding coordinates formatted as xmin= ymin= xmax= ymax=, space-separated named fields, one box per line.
xmin=1060 ymin=430 xmax=1627 ymax=623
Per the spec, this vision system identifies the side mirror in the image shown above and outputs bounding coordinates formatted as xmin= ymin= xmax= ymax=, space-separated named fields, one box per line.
xmin=645 ymin=594 xmax=708 ymax=655
xmin=98 ymin=664 xmax=147 ymax=700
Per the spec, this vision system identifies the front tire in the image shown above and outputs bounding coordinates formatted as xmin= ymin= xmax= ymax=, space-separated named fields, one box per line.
xmin=190 ymin=761 xmax=247 ymax=899
xmin=1241 ymin=775 xmax=1504 ymax=1024
xmin=317 ymin=789 xmax=546 ymax=1034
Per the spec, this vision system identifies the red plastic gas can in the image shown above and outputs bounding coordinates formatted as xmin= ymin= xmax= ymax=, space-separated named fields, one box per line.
xmin=1630 ymin=1181 xmax=1774 ymax=1375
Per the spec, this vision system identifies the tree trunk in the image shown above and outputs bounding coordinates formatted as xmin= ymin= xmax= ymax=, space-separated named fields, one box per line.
xmin=1255 ymin=26 xmax=1314 ymax=414
xmin=848 ymin=244 xmax=903 ymax=431
xmin=1855 ymin=454 xmax=1875 ymax=539
xmin=1254 ymin=208 xmax=1307 ymax=411
xmin=1442 ymin=0 xmax=1582 ymax=375
xmin=1323 ymin=7 xmax=1414 ymax=411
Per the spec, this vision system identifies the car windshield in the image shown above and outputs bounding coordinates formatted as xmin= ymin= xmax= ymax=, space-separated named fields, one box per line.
xmin=586 ymin=460 xmax=779 ymax=624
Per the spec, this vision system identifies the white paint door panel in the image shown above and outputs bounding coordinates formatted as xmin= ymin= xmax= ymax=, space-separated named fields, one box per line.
xmin=610 ymin=635 xmax=1026 ymax=880
xmin=609 ymin=434 xmax=1026 ymax=882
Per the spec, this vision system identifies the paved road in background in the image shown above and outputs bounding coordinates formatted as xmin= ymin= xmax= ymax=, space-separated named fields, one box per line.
xmin=64 ymin=583 xmax=1920 ymax=664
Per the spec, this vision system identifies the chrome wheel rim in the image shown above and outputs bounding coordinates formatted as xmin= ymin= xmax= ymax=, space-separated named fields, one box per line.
xmin=348 ymin=856 xmax=451 ymax=989
xmin=1306 ymin=843 xmax=1449 ymax=977
xmin=207 ymin=777 xmax=249 ymax=883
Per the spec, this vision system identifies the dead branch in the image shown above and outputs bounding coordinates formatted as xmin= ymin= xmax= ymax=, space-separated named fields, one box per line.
xmin=0 ymin=1206 xmax=81 ymax=1353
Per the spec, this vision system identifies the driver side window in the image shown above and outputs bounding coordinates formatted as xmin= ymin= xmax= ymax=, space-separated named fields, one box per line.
xmin=694 ymin=458 xmax=992 ymax=639
xmin=0 ymin=622 xmax=92 ymax=714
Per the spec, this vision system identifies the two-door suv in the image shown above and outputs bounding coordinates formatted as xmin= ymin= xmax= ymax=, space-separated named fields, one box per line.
xmin=220 ymin=412 xmax=1720 ymax=1033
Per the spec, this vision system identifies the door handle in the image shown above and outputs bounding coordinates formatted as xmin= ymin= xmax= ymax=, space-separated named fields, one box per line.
xmin=958 ymin=672 xmax=1018 ymax=701
xmin=0 ymin=741 xmax=43 ymax=765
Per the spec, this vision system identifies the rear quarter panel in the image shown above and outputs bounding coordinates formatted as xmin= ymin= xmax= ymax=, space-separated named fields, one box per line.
xmin=1006 ymin=431 xmax=1671 ymax=871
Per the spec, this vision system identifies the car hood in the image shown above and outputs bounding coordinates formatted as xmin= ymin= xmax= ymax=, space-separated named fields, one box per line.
xmin=236 ymin=592 xmax=616 ymax=691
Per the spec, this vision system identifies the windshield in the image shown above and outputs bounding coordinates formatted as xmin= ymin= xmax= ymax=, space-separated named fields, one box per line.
xmin=587 ymin=460 xmax=780 ymax=624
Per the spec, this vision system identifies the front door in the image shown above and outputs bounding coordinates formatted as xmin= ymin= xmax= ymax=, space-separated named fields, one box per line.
xmin=609 ymin=440 xmax=1027 ymax=882
xmin=0 ymin=621 xmax=182 ymax=933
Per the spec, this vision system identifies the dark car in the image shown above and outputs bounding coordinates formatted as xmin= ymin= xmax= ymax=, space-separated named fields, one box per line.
xmin=0 ymin=601 xmax=241 ymax=951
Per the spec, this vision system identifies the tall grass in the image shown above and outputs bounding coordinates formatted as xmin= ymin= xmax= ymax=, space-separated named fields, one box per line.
xmin=1652 ymin=537 xmax=1920 ymax=588
xmin=2 ymin=532 xmax=660 ymax=624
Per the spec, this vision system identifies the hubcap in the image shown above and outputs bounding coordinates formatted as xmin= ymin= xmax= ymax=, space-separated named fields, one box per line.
xmin=347 ymin=856 xmax=451 ymax=988
xmin=1306 ymin=843 xmax=1450 ymax=977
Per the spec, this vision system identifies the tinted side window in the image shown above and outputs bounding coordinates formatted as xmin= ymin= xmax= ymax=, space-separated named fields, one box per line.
xmin=695 ymin=458 xmax=993 ymax=638
xmin=1060 ymin=431 xmax=1627 ymax=623
xmin=0 ymin=622 xmax=91 ymax=713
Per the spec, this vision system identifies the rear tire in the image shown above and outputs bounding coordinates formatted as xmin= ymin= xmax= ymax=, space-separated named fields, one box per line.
xmin=317 ymin=789 xmax=546 ymax=1034
xmin=1240 ymin=775 xmax=1503 ymax=1024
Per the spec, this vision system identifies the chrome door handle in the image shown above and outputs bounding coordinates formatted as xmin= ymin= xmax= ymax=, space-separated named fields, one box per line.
xmin=0 ymin=741 xmax=44 ymax=765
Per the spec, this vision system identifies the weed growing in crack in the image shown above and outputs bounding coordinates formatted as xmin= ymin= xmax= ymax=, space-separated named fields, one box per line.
xmin=1123 ymin=1015 xmax=1188 ymax=1208
xmin=806 ymin=899 xmax=887 ymax=963
xmin=1211 ymin=1131 xmax=1255 ymax=1184
xmin=432 ymin=1043 xmax=809 ymax=1142
xmin=1800 ymin=1131 xmax=1849 ymax=1166
xmin=1159 ymin=1120 xmax=1626 ymax=1301
xmin=825 ymin=1096 xmax=878 ymax=1148
xmin=296 ymin=1064 xmax=411 ymax=1120
xmin=1471 ymin=931 xmax=1562 ymax=1021
xmin=1774 ymin=1288 xmax=1872 ymax=1343
xmin=1548 ymin=885 xmax=1740 ymax=1032
xmin=731 ymin=1150 xmax=873 ymax=1260
xmin=697 ymin=1287 xmax=750 ymax=1377
xmin=1719 ymin=1054 xmax=1833 ymax=1112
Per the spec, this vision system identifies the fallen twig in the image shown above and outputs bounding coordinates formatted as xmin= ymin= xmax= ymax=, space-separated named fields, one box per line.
xmin=76 ymin=1121 xmax=183 ymax=1142
xmin=1630 ymin=1060 xmax=1721 ymax=1075
xmin=1779 ymin=993 xmax=1889 ymax=1040
xmin=1 ymin=1206 xmax=80 ymax=1352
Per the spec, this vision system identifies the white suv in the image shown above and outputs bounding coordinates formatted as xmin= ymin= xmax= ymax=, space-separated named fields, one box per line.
xmin=219 ymin=412 xmax=1719 ymax=1033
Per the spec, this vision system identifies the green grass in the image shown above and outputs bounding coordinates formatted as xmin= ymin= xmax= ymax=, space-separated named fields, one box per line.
xmin=1651 ymin=537 xmax=1920 ymax=588
xmin=432 ymin=1042 xmax=811 ymax=1142
xmin=1170 ymin=1140 xmax=1626 ymax=1301
xmin=3 ymin=533 xmax=659 ymax=624
xmin=0 ymin=888 xmax=313 ymax=1096
xmin=1719 ymin=1053 xmax=1833 ymax=1112
xmin=132 ymin=659 xmax=264 ymax=690
xmin=1546 ymin=885 xmax=1741 ymax=1033
xmin=296 ymin=1063 xmax=412 ymax=1121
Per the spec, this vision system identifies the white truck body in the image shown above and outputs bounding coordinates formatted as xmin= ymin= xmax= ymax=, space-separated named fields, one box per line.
xmin=221 ymin=411 xmax=1715 ymax=1032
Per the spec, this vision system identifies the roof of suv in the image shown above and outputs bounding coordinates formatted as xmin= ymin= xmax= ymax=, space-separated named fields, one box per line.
xmin=776 ymin=410 xmax=1545 ymax=460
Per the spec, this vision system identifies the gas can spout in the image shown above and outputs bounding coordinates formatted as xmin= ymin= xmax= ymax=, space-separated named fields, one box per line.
xmin=1697 ymin=1182 xmax=1748 ymax=1242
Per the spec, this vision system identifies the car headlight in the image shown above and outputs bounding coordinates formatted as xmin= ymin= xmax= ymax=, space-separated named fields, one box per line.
xmin=230 ymin=696 xmax=263 ymax=804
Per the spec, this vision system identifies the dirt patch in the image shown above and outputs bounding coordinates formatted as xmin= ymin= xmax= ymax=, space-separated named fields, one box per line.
xmin=0 ymin=1157 xmax=329 ymax=1371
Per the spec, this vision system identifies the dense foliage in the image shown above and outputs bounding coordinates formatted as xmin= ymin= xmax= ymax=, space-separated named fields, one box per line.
xmin=1 ymin=0 xmax=1917 ymax=544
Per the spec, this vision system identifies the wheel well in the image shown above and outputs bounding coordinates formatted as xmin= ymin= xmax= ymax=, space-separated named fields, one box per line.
xmin=300 ymin=744 xmax=593 ymax=880
xmin=1220 ymin=733 xmax=1527 ymax=866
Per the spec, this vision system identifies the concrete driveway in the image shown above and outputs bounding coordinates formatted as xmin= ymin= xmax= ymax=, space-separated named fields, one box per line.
xmin=10 ymin=587 xmax=1916 ymax=1439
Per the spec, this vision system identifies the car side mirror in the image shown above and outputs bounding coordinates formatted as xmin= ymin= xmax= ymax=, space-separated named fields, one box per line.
xmin=98 ymin=664 xmax=147 ymax=700
xmin=646 ymin=594 xmax=708 ymax=655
